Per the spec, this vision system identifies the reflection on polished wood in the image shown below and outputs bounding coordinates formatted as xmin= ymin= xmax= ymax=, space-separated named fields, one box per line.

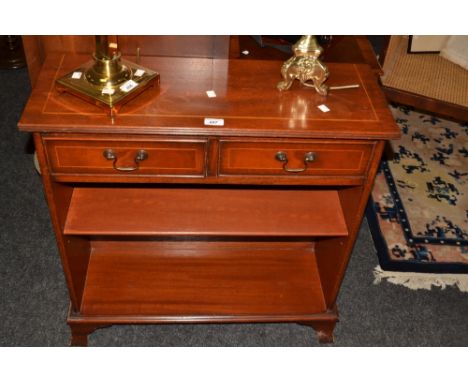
xmin=20 ymin=54 xmax=398 ymax=140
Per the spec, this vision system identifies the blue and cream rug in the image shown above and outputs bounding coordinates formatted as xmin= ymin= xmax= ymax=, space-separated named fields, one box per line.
xmin=367 ymin=105 xmax=468 ymax=291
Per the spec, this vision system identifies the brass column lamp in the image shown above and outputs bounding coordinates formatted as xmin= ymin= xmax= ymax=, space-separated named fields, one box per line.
xmin=85 ymin=36 xmax=132 ymax=87
xmin=56 ymin=36 xmax=159 ymax=116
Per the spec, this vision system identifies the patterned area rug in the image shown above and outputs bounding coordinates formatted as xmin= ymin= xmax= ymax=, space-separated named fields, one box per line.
xmin=367 ymin=105 xmax=468 ymax=280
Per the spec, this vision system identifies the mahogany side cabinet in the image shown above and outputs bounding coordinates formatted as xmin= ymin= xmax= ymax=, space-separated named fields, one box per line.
xmin=18 ymin=53 xmax=399 ymax=345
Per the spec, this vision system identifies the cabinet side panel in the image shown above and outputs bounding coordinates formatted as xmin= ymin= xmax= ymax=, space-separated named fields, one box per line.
xmin=33 ymin=133 xmax=90 ymax=310
xmin=315 ymin=141 xmax=385 ymax=307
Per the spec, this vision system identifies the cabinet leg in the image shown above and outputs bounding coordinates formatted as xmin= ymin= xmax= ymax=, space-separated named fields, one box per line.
xmin=301 ymin=321 xmax=337 ymax=344
xmin=69 ymin=323 xmax=102 ymax=346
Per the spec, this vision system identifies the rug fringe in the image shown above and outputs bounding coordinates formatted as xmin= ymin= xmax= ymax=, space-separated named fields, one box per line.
xmin=373 ymin=266 xmax=468 ymax=293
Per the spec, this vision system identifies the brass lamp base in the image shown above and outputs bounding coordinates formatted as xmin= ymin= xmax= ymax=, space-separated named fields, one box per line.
xmin=277 ymin=35 xmax=329 ymax=96
xmin=56 ymin=58 xmax=159 ymax=116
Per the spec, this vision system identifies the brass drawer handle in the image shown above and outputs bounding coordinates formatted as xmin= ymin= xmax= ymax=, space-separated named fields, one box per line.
xmin=103 ymin=149 xmax=148 ymax=172
xmin=275 ymin=151 xmax=316 ymax=173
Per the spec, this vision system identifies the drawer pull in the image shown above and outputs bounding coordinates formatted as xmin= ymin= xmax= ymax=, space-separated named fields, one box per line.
xmin=103 ymin=149 xmax=148 ymax=172
xmin=275 ymin=151 xmax=316 ymax=173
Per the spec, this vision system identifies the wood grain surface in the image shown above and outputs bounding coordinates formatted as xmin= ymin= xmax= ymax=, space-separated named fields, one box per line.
xmin=64 ymin=187 xmax=348 ymax=237
xmin=19 ymin=54 xmax=399 ymax=140
xmin=81 ymin=240 xmax=326 ymax=318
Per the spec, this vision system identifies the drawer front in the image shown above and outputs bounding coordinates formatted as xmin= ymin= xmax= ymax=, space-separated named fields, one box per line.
xmin=44 ymin=137 xmax=207 ymax=177
xmin=219 ymin=140 xmax=373 ymax=177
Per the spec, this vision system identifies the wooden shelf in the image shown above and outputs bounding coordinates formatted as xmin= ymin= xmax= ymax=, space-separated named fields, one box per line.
xmin=64 ymin=187 xmax=348 ymax=237
xmin=80 ymin=240 xmax=327 ymax=319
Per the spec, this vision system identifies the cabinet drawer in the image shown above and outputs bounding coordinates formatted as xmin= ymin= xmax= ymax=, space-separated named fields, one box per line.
xmin=44 ymin=137 xmax=207 ymax=177
xmin=219 ymin=140 xmax=373 ymax=177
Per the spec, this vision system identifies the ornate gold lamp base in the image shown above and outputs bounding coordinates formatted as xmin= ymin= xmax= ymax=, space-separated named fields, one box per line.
xmin=56 ymin=59 xmax=159 ymax=116
xmin=277 ymin=35 xmax=329 ymax=96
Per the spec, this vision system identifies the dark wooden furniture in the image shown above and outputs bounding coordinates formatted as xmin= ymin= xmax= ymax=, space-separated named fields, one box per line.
xmin=18 ymin=53 xmax=399 ymax=346
xmin=381 ymin=85 xmax=468 ymax=121
xmin=22 ymin=36 xmax=381 ymax=87
xmin=237 ymin=35 xmax=381 ymax=73
xmin=0 ymin=35 xmax=26 ymax=69
xmin=22 ymin=36 xmax=233 ymax=87
xmin=381 ymin=79 xmax=468 ymax=122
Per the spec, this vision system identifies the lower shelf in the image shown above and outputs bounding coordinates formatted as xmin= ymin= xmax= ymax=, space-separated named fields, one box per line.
xmin=79 ymin=240 xmax=327 ymax=321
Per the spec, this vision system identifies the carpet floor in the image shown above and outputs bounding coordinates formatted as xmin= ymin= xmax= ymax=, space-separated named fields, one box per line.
xmin=368 ymin=105 xmax=468 ymax=273
xmin=1 ymin=67 xmax=467 ymax=346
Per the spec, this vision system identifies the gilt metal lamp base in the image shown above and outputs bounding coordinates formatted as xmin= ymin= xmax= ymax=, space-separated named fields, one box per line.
xmin=56 ymin=59 xmax=159 ymax=116
xmin=277 ymin=35 xmax=329 ymax=96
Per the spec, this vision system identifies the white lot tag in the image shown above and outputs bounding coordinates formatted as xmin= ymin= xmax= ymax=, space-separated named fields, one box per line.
xmin=204 ymin=118 xmax=224 ymax=126
xmin=102 ymin=87 xmax=115 ymax=95
xmin=134 ymin=69 xmax=145 ymax=77
xmin=318 ymin=104 xmax=330 ymax=113
xmin=206 ymin=90 xmax=217 ymax=98
xmin=71 ymin=72 xmax=82 ymax=79
xmin=120 ymin=80 xmax=139 ymax=93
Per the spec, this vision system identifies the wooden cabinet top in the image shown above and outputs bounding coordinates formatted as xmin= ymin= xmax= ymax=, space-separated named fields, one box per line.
xmin=19 ymin=53 xmax=399 ymax=140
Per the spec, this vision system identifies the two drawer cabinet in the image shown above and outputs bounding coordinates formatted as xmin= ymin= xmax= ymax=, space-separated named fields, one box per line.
xmin=19 ymin=54 xmax=399 ymax=345
xmin=43 ymin=135 xmax=376 ymax=185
